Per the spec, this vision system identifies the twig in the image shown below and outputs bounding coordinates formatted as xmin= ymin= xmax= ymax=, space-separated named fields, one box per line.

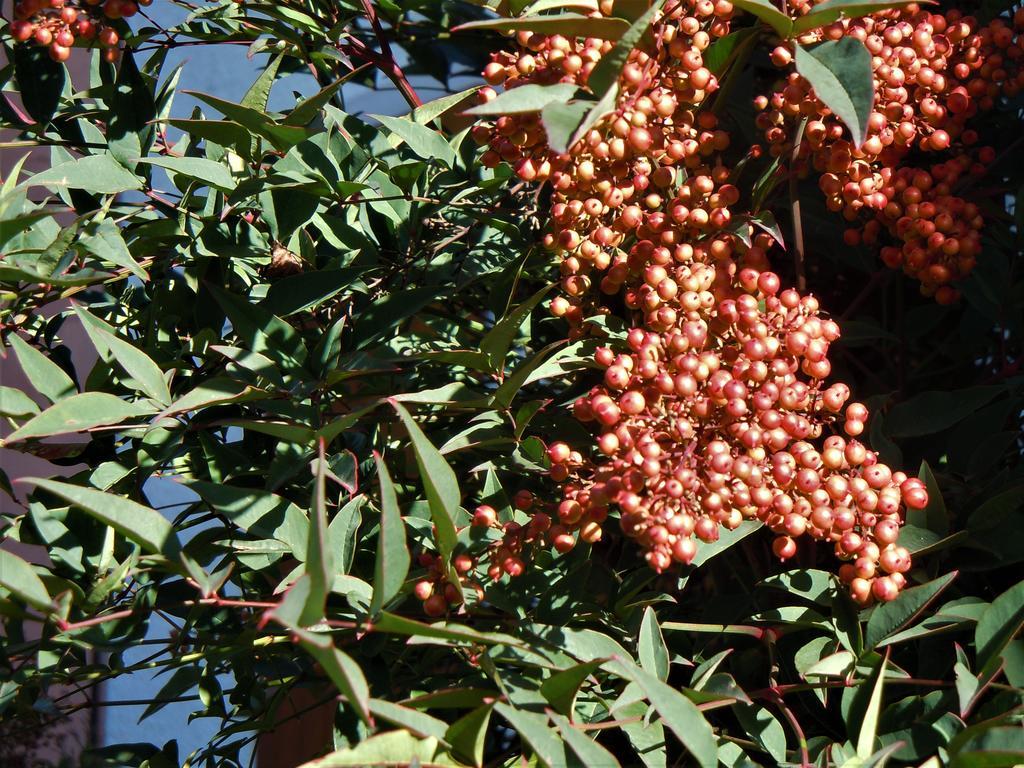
xmin=789 ymin=118 xmax=809 ymax=291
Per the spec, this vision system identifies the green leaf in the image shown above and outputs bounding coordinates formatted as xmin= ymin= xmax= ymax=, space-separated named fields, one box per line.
xmin=290 ymin=628 xmax=372 ymax=727
xmin=453 ymin=13 xmax=631 ymax=39
xmin=78 ymin=218 xmax=149 ymax=280
xmin=735 ymin=706 xmax=786 ymax=762
xmin=4 ymin=393 xmax=152 ymax=443
xmin=410 ymin=86 xmax=480 ymax=125
xmin=761 ymin=569 xmax=838 ymax=605
xmin=949 ymin=726 xmax=1024 ymax=768
xmin=792 ymin=0 xmax=923 ymax=35
xmin=864 ymin=571 xmax=958 ymax=650
xmin=907 ymin=460 xmax=949 ymax=537
xmin=446 ymin=704 xmax=493 ymax=767
xmin=551 ymin=712 xmax=623 ymax=768
xmin=493 ymin=703 xmax=568 ymax=768
xmin=730 ymin=0 xmax=794 ymax=37
xmin=260 ymin=268 xmax=362 ymax=316
xmin=539 ymin=100 xmax=592 ymax=154
xmin=26 ymin=478 xmax=180 ymax=557
xmin=74 ymin=307 xmax=171 ymax=405
xmin=368 ymin=699 xmax=449 ymax=742
xmin=299 ymin=447 xmax=334 ymax=626
xmin=138 ymin=157 xmax=235 ymax=192
xmin=240 ymin=53 xmax=283 ymax=112
xmin=609 ymin=661 xmax=718 ymax=768
xmin=299 ymin=731 xmax=452 ymax=768
xmin=207 ymin=283 xmax=307 ymax=368
xmin=466 ymin=83 xmax=580 ymax=117
xmin=539 ymin=659 xmax=604 ymax=715
xmin=884 ymin=387 xmax=1003 ymax=439
xmin=587 ymin=0 xmax=666 ymax=95
xmin=0 ymin=548 xmax=52 ymax=610
xmin=23 ymin=155 xmax=143 ymax=196
xmin=794 ymin=37 xmax=874 ymax=148
xmin=375 ymin=612 xmax=519 ymax=646
xmin=856 ymin=654 xmax=887 ymax=759
xmin=480 ymin=283 xmax=554 ymax=372
xmin=390 ymin=401 xmax=460 ymax=566
xmin=638 ymin=606 xmax=670 ymax=681
xmin=704 ymin=27 xmax=760 ymax=75
xmin=692 ymin=520 xmax=762 ymax=567
xmin=975 ymin=579 xmax=1024 ymax=674
xmin=6 ymin=333 xmax=76 ymax=403
xmin=0 ymin=387 xmax=40 ymax=418
xmin=372 ymin=115 xmax=457 ymax=167
xmin=370 ymin=454 xmax=410 ymax=616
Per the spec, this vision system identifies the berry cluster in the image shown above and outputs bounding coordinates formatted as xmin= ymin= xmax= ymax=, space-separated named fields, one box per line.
xmin=759 ymin=7 xmax=1024 ymax=300
xmin=7 ymin=0 xmax=146 ymax=62
xmin=469 ymin=0 xmax=928 ymax=603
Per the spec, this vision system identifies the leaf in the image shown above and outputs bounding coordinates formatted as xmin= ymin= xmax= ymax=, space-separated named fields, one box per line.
xmin=609 ymin=660 xmax=718 ymax=768
xmin=372 ymin=115 xmax=457 ymax=167
xmin=26 ymin=478 xmax=180 ymax=557
xmin=480 ymin=283 xmax=554 ymax=371
xmin=290 ymin=628 xmax=371 ymax=726
xmin=23 ymin=155 xmax=143 ymax=195
xmin=551 ymin=712 xmax=623 ymax=768
xmin=0 ymin=387 xmax=40 ymax=418
xmin=539 ymin=100 xmax=592 ymax=156
xmin=639 ymin=606 xmax=670 ymax=681
xmin=730 ymin=0 xmax=794 ymax=37
xmin=12 ymin=45 xmax=65 ymax=124
xmin=804 ymin=650 xmax=856 ymax=678
xmin=704 ymin=27 xmax=760 ymax=75
xmin=734 ymin=706 xmax=786 ymax=763
xmin=792 ymin=0 xmax=924 ymax=34
xmin=975 ymin=579 xmax=1024 ymax=674
xmin=864 ymin=571 xmax=958 ymax=650
xmin=4 ymin=393 xmax=152 ymax=443
xmin=949 ymin=726 xmax=1024 ymax=768
xmin=298 ymin=731 xmax=452 ymax=768
xmin=207 ymin=283 xmax=307 ymax=367
xmin=467 ymin=83 xmax=580 ymax=117
xmin=78 ymin=218 xmax=149 ymax=280
xmin=856 ymin=654 xmax=887 ymax=759
xmin=370 ymin=454 xmax=410 ymax=616
xmin=299 ymin=446 xmax=334 ymax=626
xmin=390 ymin=402 xmax=460 ymax=566
xmin=539 ymin=659 xmax=604 ymax=715
xmin=446 ymin=704 xmax=493 ymax=767
xmin=5 ymin=333 xmax=76 ymax=403
xmin=138 ymin=157 xmax=235 ymax=192
xmin=74 ymin=307 xmax=171 ymax=405
xmin=794 ymin=37 xmax=874 ymax=148
xmin=587 ymin=0 xmax=667 ymax=95
xmin=884 ymin=387 xmax=1003 ymax=438
xmin=493 ymin=703 xmax=568 ymax=768
xmin=761 ymin=569 xmax=838 ymax=605
xmin=454 ymin=13 xmax=631 ymax=39
xmin=240 ymin=53 xmax=282 ymax=112
xmin=368 ymin=699 xmax=449 ymax=742
xmin=692 ymin=520 xmax=762 ymax=567
xmin=906 ymin=460 xmax=949 ymax=537
xmin=0 ymin=548 xmax=52 ymax=610
xmin=260 ymin=268 xmax=362 ymax=316
xmin=410 ymin=86 xmax=480 ymax=125
xmin=374 ymin=612 xmax=520 ymax=646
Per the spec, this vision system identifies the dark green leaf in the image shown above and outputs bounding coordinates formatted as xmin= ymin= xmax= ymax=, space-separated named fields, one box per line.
xmin=794 ymin=37 xmax=874 ymax=147
xmin=370 ymin=454 xmax=410 ymax=616
xmin=27 ymin=478 xmax=180 ymax=557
